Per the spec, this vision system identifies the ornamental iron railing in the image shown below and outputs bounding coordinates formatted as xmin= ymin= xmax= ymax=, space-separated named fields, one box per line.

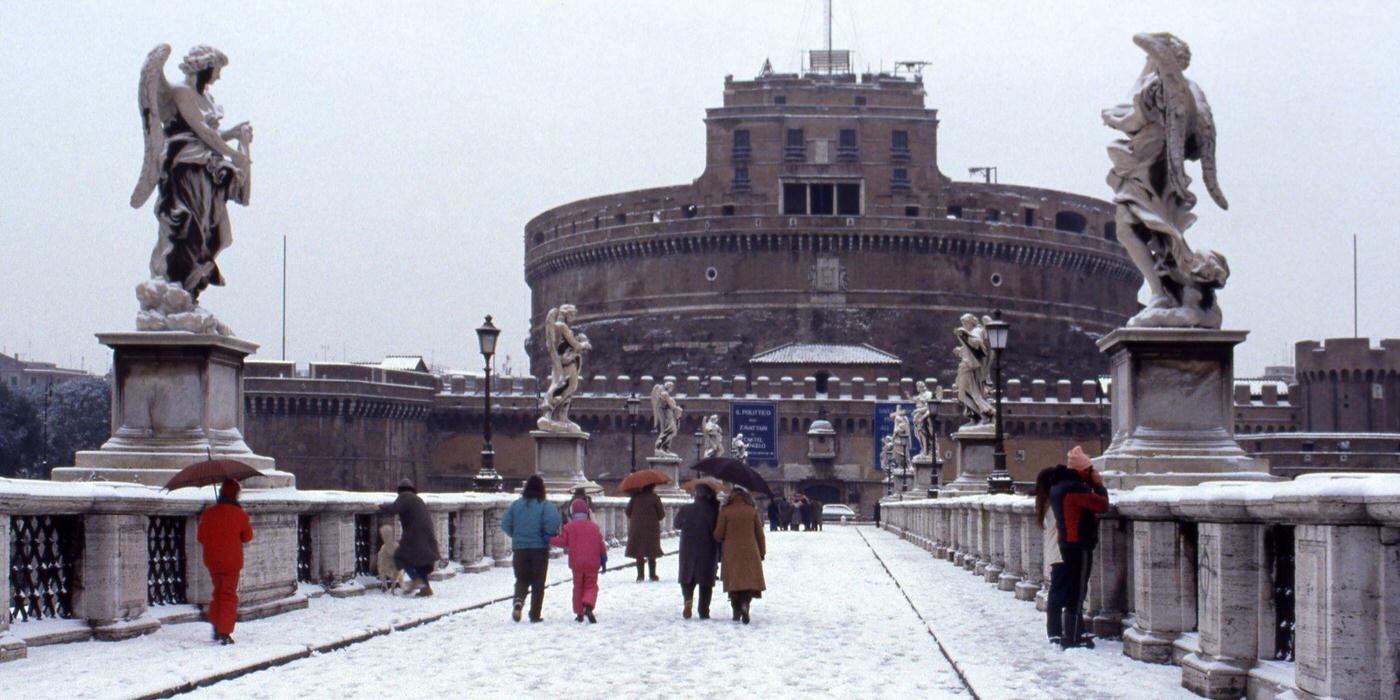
xmin=146 ymin=515 xmax=187 ymax=606
xmin=9 ymin=514 xmax=82 ymax=622
xmin=296 ymin=514 xmax=314 ymax=583
xmin=1267 ymin=525 xmax=1296 ymax=662
xmin=353 ymin=514 xmax=373 ymax=576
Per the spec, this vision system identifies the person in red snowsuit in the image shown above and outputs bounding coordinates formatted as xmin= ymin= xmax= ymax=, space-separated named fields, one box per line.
xmin=197 ymin=478 xmax=253 ymax=644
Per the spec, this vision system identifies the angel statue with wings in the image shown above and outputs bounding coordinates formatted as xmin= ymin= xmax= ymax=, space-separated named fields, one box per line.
xmin=537 ymin=304 xmax=591 ymax=433
xmin=651 ymin=380 xmax=682 ymax=458
xmin=702 ymin=415 xmax=725 ymax=459
xmin=954 ymin=314 xmax=996 ymax=428
xmin=1104 ymin=33 xmax=1230 ymax=329
xmin=910 ymin=380 xmax=938 ymax=463
xmin=130 ymin=45 xmax=253 ymax=336
xmin=731 ymin=433 xmax=749 ymax=464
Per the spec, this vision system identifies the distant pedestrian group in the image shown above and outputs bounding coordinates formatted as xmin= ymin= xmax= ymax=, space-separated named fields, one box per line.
xmin=766 ymin=493 xmax=823 ymax=531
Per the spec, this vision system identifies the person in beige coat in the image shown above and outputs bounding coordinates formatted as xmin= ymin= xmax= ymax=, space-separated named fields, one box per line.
xmin=713 ymin=486 xmax=766 ymax=624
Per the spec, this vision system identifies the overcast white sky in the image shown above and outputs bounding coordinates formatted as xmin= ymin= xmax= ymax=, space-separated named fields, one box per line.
xmin=2 ymin=1 xmax=1397 ymax=377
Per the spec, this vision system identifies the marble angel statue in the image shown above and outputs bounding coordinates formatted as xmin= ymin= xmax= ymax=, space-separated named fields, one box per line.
xmin=1104 ymin=32 xmax=1229 ymax=328
xmin=537 ymin=304 xmax=591 ymax=432
xmin=130 ymin=45 xmax=253 ymax=336
xmin=702 ymin=414 xmax=725 ymax=459
xmin=954 ymin=314 xmax=996 ymax=427
xmin=910 ymin=381 xmax=938 ymax=463
xmin=890 ymin=405 xmax=913 ymax=474
xmin=731 ymin=433 xmax=749 ymax=463
xmin=651 ymin=380 xmax=682 ymax=458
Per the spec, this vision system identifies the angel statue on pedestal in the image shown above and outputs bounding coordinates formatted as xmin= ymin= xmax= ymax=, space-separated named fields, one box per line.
xmin=731 ymin=433 xmax=749 ymax=464
xmin=910 ymin=380 xmax=938 ymax=463
xmin=702 ymin=414 xmax=725 ymax=459
xmin=954 ymin=314 xmax=996 ymax=429
xmin=651 ymin=380 xmax=682 ymax=458
xmin=1104 ymin=32 xmax=1229 ymax=329
xmin=130 ymin=45 xmax=253 ymax=337
xmin=537 ymin=304 xmax=591 ymax=433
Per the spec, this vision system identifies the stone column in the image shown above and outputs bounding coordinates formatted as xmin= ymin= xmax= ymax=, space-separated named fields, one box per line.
xmin=973 ymin=505 xmax=991 ymax=575
xmin=999 ymin=504 xmax=1024 ymax=592
xmin=234 ymin=510 xmax=303 ymax=619
xmin=315 ymin=511 xmax=363 ymax=596
xmin=427 ymin=511 xmax=453 ymax=581
xmin=1124 ymin=520 xmax=1198 ymax=664
xmin=1084 ymin=515 xmax=1130 ymax=639
xmin=984 ymin=505 xmax=1006 ymax=583
xmin=75 ymin=512 xmax=160 ymax=640
xmin=485 ymin=504 xmax=512 ymax=566
xmin=1181 ymin=521 xmax=1263 ymax=698
xmin=0 ymin=516 xmax=26 ymax=662
xmin=1293 ymin=524 xmax=1399 ymax=700
xmin=459 ymin=505 xmax=489 ymax=572
xmin=1016 ymin=510 xmax=1044 ymax=602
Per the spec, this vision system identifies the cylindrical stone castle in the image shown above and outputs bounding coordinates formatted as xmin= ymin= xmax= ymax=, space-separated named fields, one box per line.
xmin=525 ymin=64 xmax=1141 ymax=383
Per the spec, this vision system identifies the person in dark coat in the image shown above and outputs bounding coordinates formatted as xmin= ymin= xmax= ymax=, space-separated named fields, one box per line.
xmin=788 ymin=498 xmax=803 ymax=531
xmin=874 ymin=500 xmax=881 ymax=527
xmin=798 ymin=497 xmax=813 ymax=531
xmin=811 ymin=499 xmax=824 ymax=531
xmin=379 ymin=478 xmax=441 ymax=597
xmin=501 ymin=475 xmax=562 ymax=622
xmin=713 ymin=486 xmax=766 ymax=624
xmin=626 ymin=484 xmax=665 ymax=581
xmin=197 ymin=478 xmax=253 ymax=645
xmin=1050 ymin=446 xmax=1110 ymax=648
xmin=777 ymin=497 xmax=793 ymax=531
xmin=674 ymin=483 xmax=721 ymax=619
xmin=1036 ymin=464 xmax=1073 ymax=643
xmin=766 ymin=496 xmax=780 ymax=532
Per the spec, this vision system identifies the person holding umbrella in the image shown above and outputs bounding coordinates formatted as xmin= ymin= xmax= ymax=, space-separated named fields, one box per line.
xmin=379 ymin=479 xmax=441 ymax=597
xmin=626 ymin=482 xmax=665 ymax=582
xmin=713 ymin=484 xmax=766 ymax=624
xmin=197 ymin=478 xmax=253 ymax=645
xmin=675 ymin=478 xmax=723 ymax=619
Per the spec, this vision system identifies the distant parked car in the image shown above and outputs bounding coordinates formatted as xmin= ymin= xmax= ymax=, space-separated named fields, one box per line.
xmin=822 ymin=503 xmax=857 ymax=523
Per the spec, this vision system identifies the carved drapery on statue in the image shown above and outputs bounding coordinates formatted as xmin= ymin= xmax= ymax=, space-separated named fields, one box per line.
xmin=954 ymin=314 xmax=996 ymax=428
xmin=890 ymin=405 xmax=913 ymax=474
xmin=911 ymin=381 xmax=938 ymax=462
xmin=537 ymin=304 xmax=591 ymax=433
xmin=651 ymin=380 xmax=682 ymax=458
xmin=702 ymin=414 xmax=724 ymax=459
xmin=130 ymin=44 xmax=253 ymax=337
xmin=731 ymin=433 xmax=749 ymax=463
xmin=1105 ymin=32 xmax=1230 ymax=329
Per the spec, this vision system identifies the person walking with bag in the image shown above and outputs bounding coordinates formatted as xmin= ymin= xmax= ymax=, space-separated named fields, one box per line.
xmin=675 ymin=483 xmax=721 ymax=619
xmin=379 ymin=479 xmax=441 ymax=597
xmin=197 ymin=478 xmax=253 ymax=645
xmin=626 ymin=483 xmax=664 ymax=582
xmin=551 ymin=499 xmax=606 ymax=623
xmin=1050 ymin=446 xmax=1110 ymax=648
xmin=502 ymin=475 xmax=561 ymax=622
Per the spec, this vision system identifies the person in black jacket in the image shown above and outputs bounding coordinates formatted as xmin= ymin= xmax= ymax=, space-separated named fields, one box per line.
xmin=675 ymin=484 xmax=721 ymax=619
xmin=766 ymin=496 xmax=780 ymax=532
xmin=1049 ymin=446 xmax=1109 ymax=648
xmin=379 ymin=479 xmax=441 ymax=597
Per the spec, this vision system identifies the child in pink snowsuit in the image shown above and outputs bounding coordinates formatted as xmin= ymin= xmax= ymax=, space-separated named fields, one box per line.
xmin=550 ymin=499 xmax=608 ymax=623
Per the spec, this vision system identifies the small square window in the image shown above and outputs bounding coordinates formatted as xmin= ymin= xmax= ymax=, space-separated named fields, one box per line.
xmin=615 ymin=213 xmax=626 ymax=225
xmin=734 ymin=130 xmax=750 ymax=149
xmin=947 ymin=205 xmax=963 ymax=219
xmin=839 ymin=129 xmax=857 ymax=149
xmin=905 ymin=206 xmax=919 ymax=217
xmin=985 ymin=209 xmax=1000 ymax=222
xmin=774 ymin=95 xmax=787 ymax=105
xmin=893 ymin=167 xmax=909 ymax=182
xmin=721 ymin=205 xmax=735 ymax=216
xmin=787 ymin=129 xmax=804 ymax=147
xmin=892 ymin=130 xmax=909 ymax=151
xmin=854 ymin=96 xmax=867 ymax=106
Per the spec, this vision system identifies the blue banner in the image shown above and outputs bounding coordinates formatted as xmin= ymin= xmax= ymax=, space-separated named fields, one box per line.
xmin=873 ymin=402 xmax=917 ymax=470
xmin=730 ymin=401 xmax=778 ymax=467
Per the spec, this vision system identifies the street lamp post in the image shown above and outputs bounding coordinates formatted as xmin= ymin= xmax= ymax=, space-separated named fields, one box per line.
xmin=693 ymin=430 xmax=704 ymax=463
xmin=985 ymin=312 xmax=1013 ymax=494
xmin=474 ymin=315 xmax=502 ymax=492
xmin=626 ymin=394 xmax=640 ymax=472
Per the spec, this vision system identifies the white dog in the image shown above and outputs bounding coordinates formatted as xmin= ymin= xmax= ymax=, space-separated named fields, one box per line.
xmin=376 ymin=525 xmax=403 ymax=593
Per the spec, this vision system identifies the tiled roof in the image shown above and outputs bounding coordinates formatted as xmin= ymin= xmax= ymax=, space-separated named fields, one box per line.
xmin=750 ymin=343 xmax=901 ymax=366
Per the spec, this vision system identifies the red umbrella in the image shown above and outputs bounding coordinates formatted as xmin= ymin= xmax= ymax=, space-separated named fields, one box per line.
xmin=617 ymin=469 xmax=672 ymax=494
xmin=163 ymin=459 xmax=262 ymax=491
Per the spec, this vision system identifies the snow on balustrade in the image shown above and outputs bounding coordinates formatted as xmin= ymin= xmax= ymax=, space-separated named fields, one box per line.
xmin=879 ymin=472 xmax=1400 ymax=700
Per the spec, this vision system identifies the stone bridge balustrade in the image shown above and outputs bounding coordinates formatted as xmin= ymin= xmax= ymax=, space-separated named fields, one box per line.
xmin=881 ymin=473 xmax=1400 ymax=700
xmin=0 ymin=477 xmax=687 ymax=664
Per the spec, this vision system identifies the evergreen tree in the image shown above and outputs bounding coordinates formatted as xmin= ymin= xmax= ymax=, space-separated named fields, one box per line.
xmin=0 ymin=383 xmax=43 ymax=478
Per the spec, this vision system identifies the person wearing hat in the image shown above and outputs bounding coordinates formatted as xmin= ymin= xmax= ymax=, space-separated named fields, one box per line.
xmin=1049 ymin=445 xmax=1109 ymax=648
xmin=197 ymin=478 xmax=253 ymax=644
xmin=379 ymin=478 xmax=441 ymax=597
xmin=550 ymin=498 xmax=607 ymax=623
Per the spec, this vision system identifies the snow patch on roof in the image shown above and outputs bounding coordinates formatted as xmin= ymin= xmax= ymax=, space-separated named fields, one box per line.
xmin=750 ymin=343 xmax=901 ymax=366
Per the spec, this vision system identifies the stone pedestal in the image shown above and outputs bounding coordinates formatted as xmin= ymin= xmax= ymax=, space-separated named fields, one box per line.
xmin=53 ymin=332 xmax=293 ymax=488
xmin=913 ymin=453 xmax=939 ymax=494
xmin=532 ymin=430 xmax=601 ymax=495
xmin=1094 ymin=328 xmax=1271 ymax=488
xmin=942 ymin=427 xmax=994 ymax=494
xmin=645 ymin=454 xmax=686 ymax=497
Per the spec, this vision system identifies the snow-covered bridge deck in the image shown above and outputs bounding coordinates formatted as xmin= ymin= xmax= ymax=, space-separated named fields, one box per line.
xmin=3 ymin=527 xmax=1189 ymax=700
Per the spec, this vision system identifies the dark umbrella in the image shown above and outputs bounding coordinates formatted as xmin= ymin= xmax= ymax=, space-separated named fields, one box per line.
xmin=691 ymin=457 xmax=773 ymax=496
xmin=163 ymin=459 xmax=261 ymax=491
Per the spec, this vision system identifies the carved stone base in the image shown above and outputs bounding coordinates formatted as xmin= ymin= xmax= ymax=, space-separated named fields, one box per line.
xmin=1095 ymin=328 xmax=1269 ymax=485
xmin=1014 ymin=579 xmax=1040 ymax=602
xmin=0 ymin=632 xmax=26 ymax=662
xmin=532 ymin=430 xmax=600 ymax=495
xmin=91 ymin=614 xmax=161 ymax=641
xmin=1180 ymin=652 xmax=1251 ymax=699
xmin=645 ymin=455 xmax=686 ymax=497
xmin=941 ymin=429 xmax=995 ymax=494
xmin=1123 ymin=626 xmax=1178 ymax=664
xmin=53 ymin=332 xmax=292 ymax=488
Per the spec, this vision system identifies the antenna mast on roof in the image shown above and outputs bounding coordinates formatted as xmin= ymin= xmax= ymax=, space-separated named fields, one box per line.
xmin=808 ymin=0 xmax=850 ymax=74
xmin=826 ymin=0 xmax=833 ymax=62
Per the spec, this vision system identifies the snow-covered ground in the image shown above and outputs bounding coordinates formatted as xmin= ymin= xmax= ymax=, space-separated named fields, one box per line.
xmin=3 ymin=527 xmax=1197 ymax=699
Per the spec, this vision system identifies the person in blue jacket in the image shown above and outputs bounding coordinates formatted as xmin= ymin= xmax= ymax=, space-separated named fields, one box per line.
xmin=501 ymin=475 xmax=562 ymax=622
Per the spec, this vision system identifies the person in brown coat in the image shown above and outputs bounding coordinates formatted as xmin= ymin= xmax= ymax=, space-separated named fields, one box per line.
xmin=625 ymin=484 xmax=665 ymax=581
xmin=713 ymin=485 xmax=766 ymax=624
